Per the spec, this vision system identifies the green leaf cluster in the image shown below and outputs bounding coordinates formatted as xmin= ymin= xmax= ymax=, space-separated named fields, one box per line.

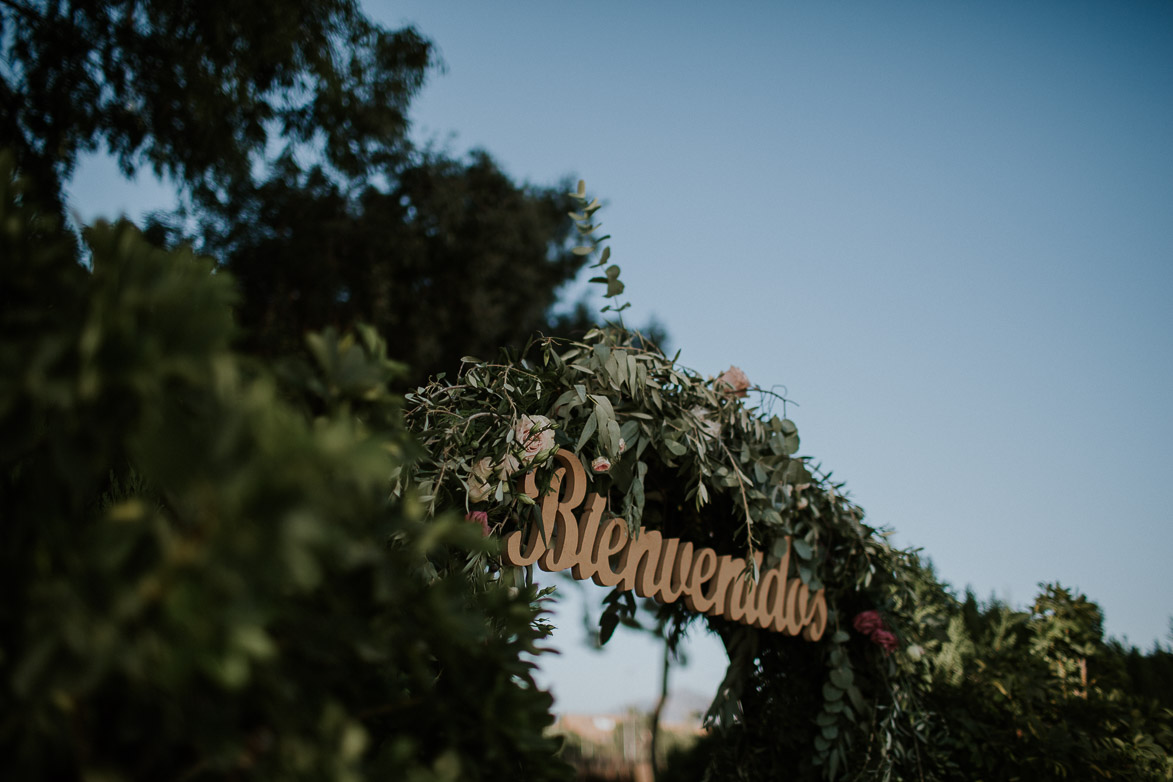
xmin=569 ymin=180 xmax=627 ymax=310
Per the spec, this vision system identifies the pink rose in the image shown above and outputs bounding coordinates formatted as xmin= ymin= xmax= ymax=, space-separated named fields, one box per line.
xmin=515 ymin=415 xmax=556 ymax=464
xmin=467 ymin=457 xmax=494 ymax=503
xmin=716 ymin=366 xmax=751 ymax=397
xmin=592 ymin=456 xmax=611 ymax=473
xmin=465 ymin=511 xmax=490 ymax=536
xmin=871 ymin=628 xmax=899 ymax=654
xmin=853 ymin=610 xmax=884 ymax=635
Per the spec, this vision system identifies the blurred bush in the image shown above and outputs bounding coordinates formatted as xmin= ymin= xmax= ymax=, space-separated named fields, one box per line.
xmin=0 ymin=153 xmax=570 ymax=781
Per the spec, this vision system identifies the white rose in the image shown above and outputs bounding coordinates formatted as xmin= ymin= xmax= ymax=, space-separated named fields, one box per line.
xmin=496 ymin=453 xmax=521 ymax=481
xmin=515 ymin=414 xmax=556 ymax=464
xmin=467 ymin=457 xmax=494 ymax=503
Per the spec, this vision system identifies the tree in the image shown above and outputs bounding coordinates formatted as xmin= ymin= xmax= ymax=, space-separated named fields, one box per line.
xmin=185 ymin=149 xmax=589 ymax=385
xmin=0 ymin=155 xmax=572 ymax=781
xmin=2 ymin=0 xmax=599 ymax=384
xmin=896 ymin=579 xmax=1173 ymax=780
xmin=0 ymin=0 xmax=429 ymax=214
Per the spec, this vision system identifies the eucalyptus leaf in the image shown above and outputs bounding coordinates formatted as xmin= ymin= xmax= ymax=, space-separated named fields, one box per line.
xmin=599 ymin=608 xmax=620 ymax=645
xmin=576 ymin=411 xmax=598 ymax=452
xmin=830 ymin=668 xmax=853 ymax=689
xmin=605 ymin=419 xmax=622 ymax=456
xmin=847 ymin=685 xmax=866 ymax=714
xmin=619 ymin=419 xmax=640 ymax=447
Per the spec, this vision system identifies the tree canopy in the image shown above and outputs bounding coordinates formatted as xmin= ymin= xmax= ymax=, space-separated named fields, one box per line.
xmin=0 ymin=0 xmax=429 ymax=211
xmin=2 ymin=0 xmax=596 ymax=383
xmin=190 ymin=150 xmax=588 ymax=383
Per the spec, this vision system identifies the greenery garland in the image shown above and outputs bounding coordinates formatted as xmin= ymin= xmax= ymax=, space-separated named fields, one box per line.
xmin=399 ymin=183 xmax=930 ymax=780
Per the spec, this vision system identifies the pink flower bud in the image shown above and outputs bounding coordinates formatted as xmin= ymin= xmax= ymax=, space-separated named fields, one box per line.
xmin=591 ymin=456 xmax=611 ymax=473
xmin=465 ymin=511 xmax=490 ymax=536
xmin=715 ymin=365 xmax=751 ymax=397
xmin=467 ymin=457 xmax=494 ymax=503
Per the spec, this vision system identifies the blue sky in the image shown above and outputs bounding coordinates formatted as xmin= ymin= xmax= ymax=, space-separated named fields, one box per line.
xmin=70 ymin=1 xmax=1173 ymax=713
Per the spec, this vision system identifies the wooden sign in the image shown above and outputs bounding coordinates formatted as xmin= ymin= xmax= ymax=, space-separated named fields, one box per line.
xmin=501 ymin=449 xmax=827 ymax=640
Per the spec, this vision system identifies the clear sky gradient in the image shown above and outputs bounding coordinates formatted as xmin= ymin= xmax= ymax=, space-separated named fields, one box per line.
xmin=70 ymin=1 xmax=1173 ymax=714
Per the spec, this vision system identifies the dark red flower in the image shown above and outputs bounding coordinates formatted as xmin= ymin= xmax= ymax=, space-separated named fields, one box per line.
xmin=853 ymin=610 xmax=884 ymax=635
xmin=871 ymin=628 xmax=899 ymax=654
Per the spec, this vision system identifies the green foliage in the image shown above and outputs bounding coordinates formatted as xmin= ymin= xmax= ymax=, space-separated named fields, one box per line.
xmin=569 ymin=179 xmax=626 ymax=310
xmin=880 ymin=567 xmax=1173 ymax=781
xmin=0 ymin=154 xmax=571 ymax=781
xmin=1119 ymin=641 xmax=1173 ymax=713
xmin=660 ymin=573 xmax=1173 ymax=781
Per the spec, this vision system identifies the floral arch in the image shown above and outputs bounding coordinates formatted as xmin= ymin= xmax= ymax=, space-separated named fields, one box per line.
xmin=399 ymin=185 xmax=924 ymax=780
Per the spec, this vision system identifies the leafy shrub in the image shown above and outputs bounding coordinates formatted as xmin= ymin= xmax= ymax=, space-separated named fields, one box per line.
xmin=0 ymin=153 xmax=569 ymax=781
